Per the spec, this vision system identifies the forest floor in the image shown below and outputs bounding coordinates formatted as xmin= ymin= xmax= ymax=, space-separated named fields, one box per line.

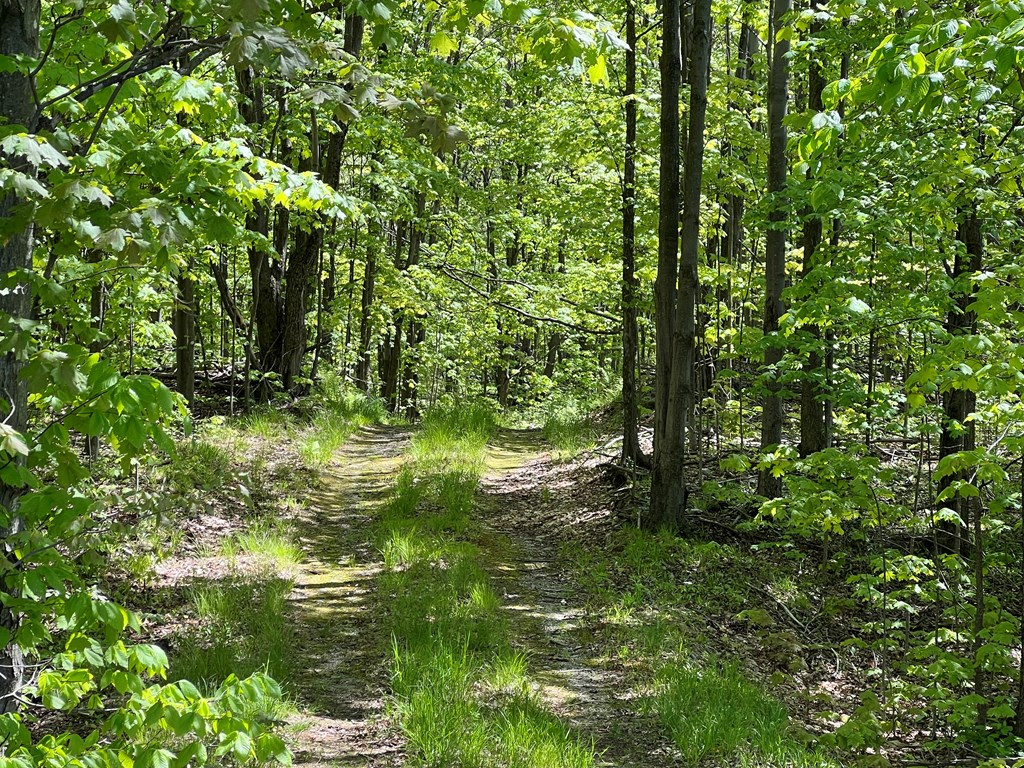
xmin=138 ymin=409 xmax=858 ymax=767
xmin=282 ymin=425 xmax=678 ymax=767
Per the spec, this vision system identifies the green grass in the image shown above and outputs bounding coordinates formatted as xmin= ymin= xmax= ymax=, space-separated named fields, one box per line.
xmin=560 ymin=523 xmax=836 ymax=768
xmin=409 ymin=401 xmax=498 ymax=472
xmin=167 ymin=439 xmax=234 ymax=493
xmin=654 ymin=661 xmax=832 ymax=767
xmin=298 ymin=386 xmax=387 ymax=468
xmin=172 ymin=574 xmax=294 ymax=691
xmin=240 ymin=407 xmax=294 ymax=439
xmin=541 ymin=405 xmax=598 ymax=458
xmin=518 ymin=389 xmax=619 ymax=459
xmin=221 ymin=519 xmax=303 ymax=570
xmin=377 ymin=402 xmax=595 ymax=768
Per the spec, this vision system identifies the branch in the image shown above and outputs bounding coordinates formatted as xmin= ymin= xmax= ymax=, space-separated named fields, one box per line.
xmin=435 ymin=266 xmax=620 ymax=335
xmin=208 ymin=256 xmax=262 ymax=372
xmin=435 ymin=262 xmax=622 ymax=324
xmin=36 ymin=35 xmax=227 ymax=116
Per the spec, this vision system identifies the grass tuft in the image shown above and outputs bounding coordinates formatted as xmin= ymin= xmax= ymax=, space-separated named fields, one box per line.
xmin=298 ymin=386 xmax=386 ymax=468
xmin=240 ymin=407 xmax=294 ymax=439
xmin=654 ymin=661 xmax=831 ymax=767
xmin=168 ymin=440 xmax=234 ymax=493
xmin=541 ymin=404 xmax=597 ymax=458
xmin=221 ymin=519 xmax=303 ymax=570
xmin=173 ymin=574 xmax=293 ymax=691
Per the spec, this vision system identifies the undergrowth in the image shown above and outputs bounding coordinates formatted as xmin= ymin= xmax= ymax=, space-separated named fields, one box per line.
xmin=562 ymin=527 xmax=837 ymax=767
xmin=530 ymin=388 xmax=618 ymax=459
xmin=654 ymin=661 xmax=826 ymax=767
xmin=173 ymin=574 xmax=294 ymax=689
xmin=377 ymin=401 xmax=596 ymax=767
xmin=297 ymin=379 xmax=387 ymax=467
xmin=130 ymin=382 xmax=383 ymax=702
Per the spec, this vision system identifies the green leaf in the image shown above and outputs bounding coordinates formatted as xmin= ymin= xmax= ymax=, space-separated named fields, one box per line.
xmin=429 ymin=32 xmax=458 ymax=57
xmin=587 ymin=55 xmax=608 ymax=86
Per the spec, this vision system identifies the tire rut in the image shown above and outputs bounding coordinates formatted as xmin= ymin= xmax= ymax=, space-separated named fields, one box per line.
xmin=478 ymin=430 xmax=677 ymax=768
xmin=286 ymin=426 xmax=410 ymax=768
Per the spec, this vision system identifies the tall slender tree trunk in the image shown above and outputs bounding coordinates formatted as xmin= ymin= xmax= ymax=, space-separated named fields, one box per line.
xmin=667 ymin=0 xmax=711 ymax=461
xmin=86 ymin=252 xmax=104 ymax=459
xmin=0 ymin=0 xmax=41 ymax=714
xmin=402 ymin=192 xmax=427 ymax=416
xmin=280 ymin=224 xmax=321 ymax=392
xmin=280 ymin=110 xmax=323 ymax=393
xmin=652 ymin=0 xmax=713 ymax=526
xmin=757 ymin=0 xmax=792 ymax=499
xmin=720 ymin=14 xmax=753 ymax=419
xmin=236 ymin=68 xmax=284 ymax=380
xmin=936 ymin=208 xmax=982 ymax=553
xmin=174 ymin=259 xmax=196 ymax=407
xmin=621 ymin=0 xmax=646 ymax=467
xmin=379 ymin=221 xmax=406 ymax=410
xmin=823 ymin=49 xmax=849 ymax=446
xmin=648 ymin=0 xmax=684 ymax=530
xmin=799 ymin=39 xmax=826 ymax=456
xmin=356 ymin=194 xmax=378 ymax=392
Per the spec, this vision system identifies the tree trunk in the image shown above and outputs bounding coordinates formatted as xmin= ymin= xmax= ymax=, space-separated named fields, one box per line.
xmin=799 ymin=41 xmax=826 ymax=457
xmin=648 ymin=0 xmax=684 ymax=530
xmin=666 ymin=0 xmax=711 ymax=465
xmin=379 ymin=221 xmax=406 ymax=409
xmin=757 ymin=0 xmax=792 ymax=499
xmin=280 ymin=225 xmax=321 ymax=392
xmin=356 ymin=196 xmax=378 ymax=392
xmin=86 ymin=252 xmax=104 ymax=459
xmin=0 ymin=0 xmax=41 ymax=715
xmin=209 ymin=255 xmax=261 ymax=371
xmin=620 ymin=0 xmax=646 ymax=468
xmin=174 ymin=259 xmax=196 ymax=407
xmin=247 ymin=206 xmax=284 ymax=377
xmin=936 ymin=209 xmax=982 ymax=553
xmin=402 ymin=192 xmax=427 ymax=416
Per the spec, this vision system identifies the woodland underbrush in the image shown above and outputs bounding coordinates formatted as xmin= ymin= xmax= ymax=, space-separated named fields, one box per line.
xmin=104 ymin=382 xmax=384 ymax=711
xmin=550 ymin=400 xmax=1024 ymax=767
xmin=561 ymin=527 xmax=838 ymax=768
xmin=516 ymin=387 xmax=621 ymax=460
xmin=375 ymin=402 xmax=597 ymax=767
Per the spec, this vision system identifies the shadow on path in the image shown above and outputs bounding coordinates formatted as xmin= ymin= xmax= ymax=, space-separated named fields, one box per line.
xmin=478 ymin=429 xmax=677 ymax=768
xmin=286 ymin=426 xmax=410 ymax=768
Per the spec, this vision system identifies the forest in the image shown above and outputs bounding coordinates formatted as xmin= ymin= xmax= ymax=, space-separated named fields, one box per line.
xmin=1 ymin=0 xmax=1023 ymax=765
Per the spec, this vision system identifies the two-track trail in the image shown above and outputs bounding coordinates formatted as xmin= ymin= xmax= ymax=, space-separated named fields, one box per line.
xmin=282 ymin=425 xmax=673 ymax=767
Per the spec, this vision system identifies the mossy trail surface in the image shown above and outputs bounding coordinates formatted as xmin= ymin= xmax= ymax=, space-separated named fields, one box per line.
xmin=286 ymin=426 xmax=410 ymax=768
xmin=479 ymin=430 xmax=677 ymax=768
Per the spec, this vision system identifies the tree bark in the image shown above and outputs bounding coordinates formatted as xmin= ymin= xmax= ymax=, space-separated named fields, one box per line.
xmin=799 ymin=38 xmax=826 ymax=457
xmin=401 ymin=192 xmax=427 ymax=416
xmin=280 ymin=226 xmax=321 ymax=392
xmin=648 ymin=0 xmax=684 ymax=530
xmin=379 ymin=221 xmax=406 ymax=409
xmin=652 ymin=0 xmax=712 ymax=528
xmin=666 ymin=0 xmax=711 ymax=463
xmin=174 ymin=259 xmax=196 ymax=407
xmin=355 ymin=191 xmax=378 ymax=392
xmin=236 ymin=68 xmax=285 ymax=379
xmin=757 ymin=0 xmax=792 ymax=499
xmin=0 ymin=0 xmax=41 ymax=715
xmin=620 ymin=0 xmax=646 ymax=468
xmin=936 ymin=209 xmax=982 ymax=554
